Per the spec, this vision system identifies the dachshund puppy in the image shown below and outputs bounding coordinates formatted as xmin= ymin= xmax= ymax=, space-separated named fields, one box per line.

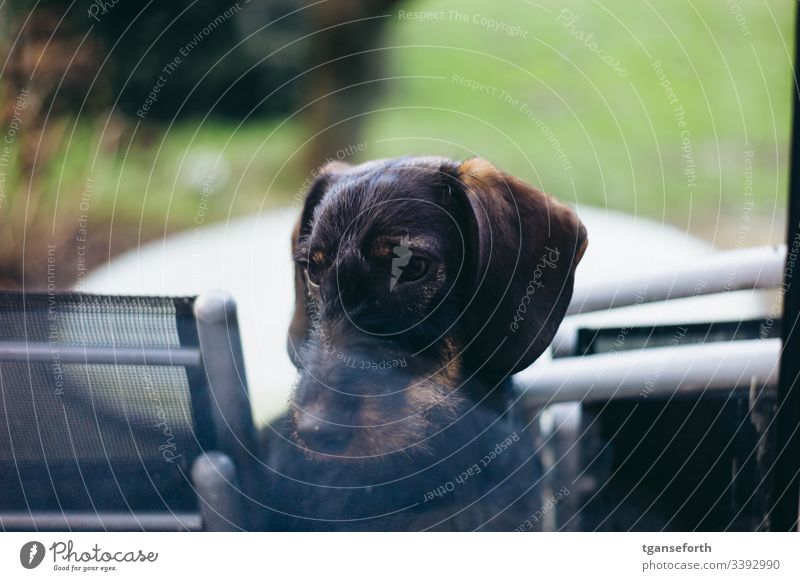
xmin=258 ymin=156 xmax=587 ymax=531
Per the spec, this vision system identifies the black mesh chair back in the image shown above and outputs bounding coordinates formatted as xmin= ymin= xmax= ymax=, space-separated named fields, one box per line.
xmin=0 ymin=291 xmax=258 ymax=531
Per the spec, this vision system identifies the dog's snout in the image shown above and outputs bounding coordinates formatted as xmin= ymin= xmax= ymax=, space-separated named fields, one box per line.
xmin=296 ymin=409 xmax=354 ymax=454
xmin=294 ymin=376 xmax=358 ymax=455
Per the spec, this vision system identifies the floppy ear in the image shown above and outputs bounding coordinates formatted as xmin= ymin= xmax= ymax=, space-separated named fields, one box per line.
xmin=287 ymin=161 xmax=350 ymax=368
xmin=454 ymin=157 xmax=587 ymax=380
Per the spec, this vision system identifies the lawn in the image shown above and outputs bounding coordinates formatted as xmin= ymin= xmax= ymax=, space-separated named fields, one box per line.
xmin=362 ymin=0 xmax=794 ymax=245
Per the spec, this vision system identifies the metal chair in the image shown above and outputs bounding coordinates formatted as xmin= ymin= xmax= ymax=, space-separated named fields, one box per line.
xmin=515 ymin=246 xmax=787 ymax=531
xmin=0 ymin=290 xmax=259 ymax=531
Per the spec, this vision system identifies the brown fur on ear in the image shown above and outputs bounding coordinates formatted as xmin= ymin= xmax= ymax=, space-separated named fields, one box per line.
xmin=287 ymin=161 xmax=350 ymax=368
xmin=455 ymin=157 xmax=588 ymax=380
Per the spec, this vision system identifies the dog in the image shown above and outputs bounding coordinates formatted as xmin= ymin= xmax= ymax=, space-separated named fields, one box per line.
xmin=257 ymin=156 xmax=587 ymax=531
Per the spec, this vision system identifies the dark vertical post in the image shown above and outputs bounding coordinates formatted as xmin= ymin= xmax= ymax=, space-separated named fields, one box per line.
xmin=194 ymin=290 xmax=260 ymax=522
xmin=771 ymin=3 xmax=800 ymax=532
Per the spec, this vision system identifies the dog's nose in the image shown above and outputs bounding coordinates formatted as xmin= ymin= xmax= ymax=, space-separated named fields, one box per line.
xmin=296 ymin=411 xmax=354 ymax=454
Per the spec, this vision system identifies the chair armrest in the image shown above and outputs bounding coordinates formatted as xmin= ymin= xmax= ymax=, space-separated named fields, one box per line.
xmin=191 ymin=451 xmax=249 ymax=531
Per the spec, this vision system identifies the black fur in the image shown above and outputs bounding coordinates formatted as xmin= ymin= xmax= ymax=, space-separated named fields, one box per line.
xmin=255 ymin=156 xmax=587 ymax=531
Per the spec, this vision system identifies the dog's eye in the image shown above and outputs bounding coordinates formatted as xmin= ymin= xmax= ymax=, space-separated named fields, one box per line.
xmin=399 ymin=256 xmax=430 ymax=283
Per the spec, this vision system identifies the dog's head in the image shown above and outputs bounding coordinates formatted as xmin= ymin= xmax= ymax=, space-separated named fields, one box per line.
xmin=287 ymin=157 xmax=587 ymax=459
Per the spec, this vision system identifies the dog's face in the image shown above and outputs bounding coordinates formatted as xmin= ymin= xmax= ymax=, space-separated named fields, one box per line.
xmin=287 ymin=157 xmax=587 ymax=459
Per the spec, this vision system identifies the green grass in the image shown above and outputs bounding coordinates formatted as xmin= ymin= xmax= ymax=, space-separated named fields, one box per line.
xmin=15 ymin=0 xmax=795 ymax=250
xmin=362 ymin=0 xmax=794 ymax=236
